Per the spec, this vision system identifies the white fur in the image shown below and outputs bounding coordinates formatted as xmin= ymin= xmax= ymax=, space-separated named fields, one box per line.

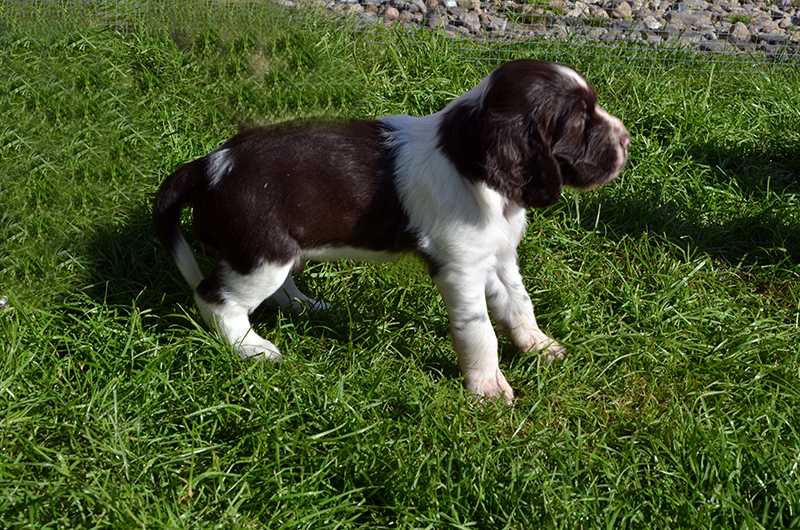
xmin=206 ymin=147 xmax=233 ymax=187
xmin=173 ymin=235 xmax=204 ymax=290
xmin=596 ymin=106 xmax=630 ymax=179
xmin=197 ymin=260 xmax=292 ymax=361
xmin=557 ymin=63 xmax=590 ymax=91
xmin=167 ymin=61 xmax=629 ymax=404
xmin=375 ymin=95 xmax=566 ymax=402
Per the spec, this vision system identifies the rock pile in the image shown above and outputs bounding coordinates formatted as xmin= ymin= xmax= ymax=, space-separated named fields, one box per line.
xmin=280 ymin=0 xmax=800 ymax=57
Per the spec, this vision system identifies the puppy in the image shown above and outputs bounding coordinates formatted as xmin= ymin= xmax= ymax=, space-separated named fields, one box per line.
xmin=153 ymin=59 xmax=630 ymax=403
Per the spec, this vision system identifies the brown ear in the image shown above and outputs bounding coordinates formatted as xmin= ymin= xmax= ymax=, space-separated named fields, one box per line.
xmin=481 ymin=113 xmax=563 ymax=209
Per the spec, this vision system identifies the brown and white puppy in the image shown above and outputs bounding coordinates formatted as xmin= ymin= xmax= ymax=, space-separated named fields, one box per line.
xmin=153 ymin=59 xmax=630 ymax=403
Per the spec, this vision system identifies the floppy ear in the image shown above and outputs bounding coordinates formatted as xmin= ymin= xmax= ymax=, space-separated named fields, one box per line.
xmin=481 ymin=113 xmax=563 ymax=209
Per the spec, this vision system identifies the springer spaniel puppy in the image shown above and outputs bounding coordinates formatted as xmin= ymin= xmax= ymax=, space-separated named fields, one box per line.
xmin=153 ymin=59 xmax=630 ymax=403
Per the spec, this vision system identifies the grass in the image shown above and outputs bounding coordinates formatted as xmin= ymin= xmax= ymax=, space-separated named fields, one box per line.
xmin=1 ymin=3 xmax=799 ymax=528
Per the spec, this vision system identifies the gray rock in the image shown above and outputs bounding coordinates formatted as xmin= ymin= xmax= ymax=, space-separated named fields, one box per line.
xmin=456 ymin=0 xmax=481 ymax=9
xmin=612 ymin=0 xmax=633 ymax=18
xmin=391 ymin=0 xmax=427 ymax=12
xmin=728 ymin=20 xmax=751 ymax=41
xmin=587 ymin=26 xmax=608 ymax=37
xmin=749 ymin=13 xmax=778 ymax=32
xmin=380 ymin=6 xmax=401 ymax=20
xmin=666 ymin=10 xmax=712 ymax=24
xmin=641 ymin=15 xmax=663 ymax=28
xmin=758 ymin=32 xmax=790 ymax=44
xmin=425 ymin=7 xmax=447 ymax=27
xmin=679 ymin=30 xmax=705 ymax=42
xmin=452 ymin=9 xmax=482 ymax=30
xmin=699 ymin=38 xmax=730 ymax=49
xmin=565 ymin=1 xmax=593 ymax=17
xmin=648 ymin=33 xmax=663 ymax=45
xmin=682 ymin=0 xmax=710 ymax=10
xmin=310 ymin=0 xmax=798 ymax=57
xmin=480 ymin=12 xmax=508 ymax=32
xmin=592 ymin=6 xmax=611 ymax=18
xmin=612 ymin=18 xmax=636 ymax=28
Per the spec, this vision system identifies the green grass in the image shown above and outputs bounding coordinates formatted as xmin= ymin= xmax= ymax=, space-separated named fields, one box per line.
xmin=1 ymin=5 xmax=800 ymax=529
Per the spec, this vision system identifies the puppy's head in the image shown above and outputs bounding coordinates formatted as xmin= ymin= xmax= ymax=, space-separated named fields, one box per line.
xmin=439 ymin=60 xmax=630 ymax=208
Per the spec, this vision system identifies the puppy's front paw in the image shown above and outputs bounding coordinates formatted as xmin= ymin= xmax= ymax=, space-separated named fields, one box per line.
xmin=235 ymin=340 xmax=282 ymax=362
xmin=540 ymin=340 xmax=566 ymax=364
xmin=506 ymin=324 xmax=566 ymax=364
xmin=464 ymin=370 xmax=515 ymax=405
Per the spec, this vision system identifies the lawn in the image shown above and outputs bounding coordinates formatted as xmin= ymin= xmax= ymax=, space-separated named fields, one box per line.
xmin=1 ymin=4 xmax=799 ymax=528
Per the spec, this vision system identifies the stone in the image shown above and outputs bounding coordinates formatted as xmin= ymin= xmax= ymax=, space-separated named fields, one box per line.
xmin=612 ymin=0 xmax=633 ymax=18
xmin=311 ymin=0 xmax=800 ymax=59
xmin=399 ymin=10 xmax=422 ymax=22
xmin=391 ymin=0 xmax=426 ymax=12
xmin=749 ymin=13 xmax=778 ymax=31
xmin=456 ymin=0 xmax=481 ymax=9
xmin=641 ymin=15 xmax=663 ymax=29
xmin=679 ymin=30 xmax=705 ymax=42
xmin=681 ymin=0 xmax=710 ymax=10
xmin=425 ymin=7 xmax=447 ymax=27
xmin=591 ymin=6 xmax=611 ymax=18
xmin=452 ymin=10 xmax=482 ymax=30
xmin=666 ymin=10 xmax=712 ymax=24
xmin=728 ymin=20 xmax=751 ymax=41
xmin=699 ymin=38 xmax=730 ymax=49
xmin=565 ymin=1 xmax=593 ymax=17
xmin=381 ymin=6 xmax=400 ymax=20
xmin=479 ymin=12 xmax=507 ymax=32
xmin=757 ymin=32 xmax=790 ymax=44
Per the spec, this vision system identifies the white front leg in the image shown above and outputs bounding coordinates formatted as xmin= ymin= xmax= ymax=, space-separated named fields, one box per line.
xmin=485 ymin=259 xmax=565 ymax=363
xmin=434 ymin=270 xmax=514 ymax=403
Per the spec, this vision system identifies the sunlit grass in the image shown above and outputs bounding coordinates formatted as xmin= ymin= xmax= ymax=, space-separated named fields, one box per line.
xmin=1 ymin=7 xmax=799 ymax=528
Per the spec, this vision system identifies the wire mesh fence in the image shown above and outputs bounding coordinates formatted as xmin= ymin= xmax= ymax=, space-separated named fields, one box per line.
xmin=2 ymin=0 xmax=799 ymax=71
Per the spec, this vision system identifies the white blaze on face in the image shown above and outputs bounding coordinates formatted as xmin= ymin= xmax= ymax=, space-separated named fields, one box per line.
xmin=556 ymin=64 xmax=590 ymax=91
xmin=556 ymin=63 xmax=631 ymax=179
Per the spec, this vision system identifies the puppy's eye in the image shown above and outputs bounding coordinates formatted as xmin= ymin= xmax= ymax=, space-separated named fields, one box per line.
xmin=582 ymin=116 xmax=594 ymax=138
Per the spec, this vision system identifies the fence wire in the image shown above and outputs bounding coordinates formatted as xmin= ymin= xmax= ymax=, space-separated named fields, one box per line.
xmin=2 ymin=0 xmax=799 ymax=71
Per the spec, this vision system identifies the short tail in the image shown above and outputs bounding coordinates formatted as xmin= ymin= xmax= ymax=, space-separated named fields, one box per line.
xmin=153 ymin=159 xmax=206 ymax=291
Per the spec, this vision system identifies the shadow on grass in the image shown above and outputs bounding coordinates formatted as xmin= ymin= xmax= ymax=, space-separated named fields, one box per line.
xmin=82 ymin=200 xmax=460 ymax=374
xmin=594 ymin=139 xmax=800 ymax=268
xmin=81 ymin=199 xmax=196 ymax=323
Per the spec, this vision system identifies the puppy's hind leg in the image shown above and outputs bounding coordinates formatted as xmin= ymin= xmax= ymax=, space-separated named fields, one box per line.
xmin=195 ymin=260 xmax=294 ymax=362
xmin=266 ymin=270 xmax=332 ymax=313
